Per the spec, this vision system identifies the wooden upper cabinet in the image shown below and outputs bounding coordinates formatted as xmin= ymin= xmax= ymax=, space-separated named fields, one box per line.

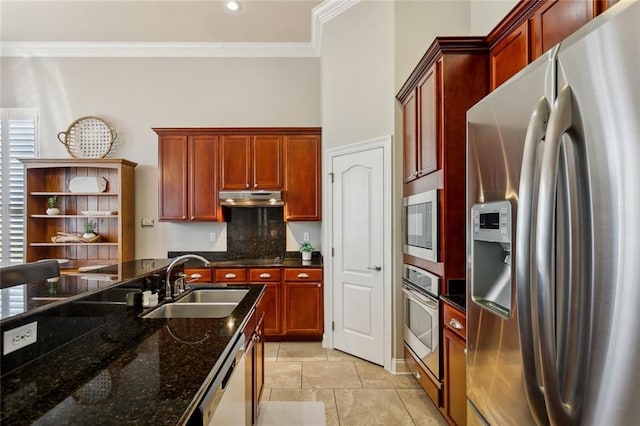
xmin=253 ymin=135 xmax=283 ymax=189
xmin=418 ymin=62 xmax=439 ymax=177
xmin=489 ymin=0 xmax=605 ymax=91
xmin=190 ymin=135 xmax=219 ymax=220
xmin=158 ymin=135 xmax=189 ymax=220
xmin=220 ymin=135 xmax=282 ymax=190
xmin=156 ymin=131 xmax=220 ymax=221
xmin=490 ymin=20 xmax=530 ymax=90
xmin=156 ymin=128 xmax=320 ymax=222
xmin=402 ymin=62 xmax=439 ymax=183
xmin=220 ymin=135 xmax=252 ymax=190
xmin=530 ymin=0 xmax=594 ymax=60
xmin=284 ymin=135 xmax=321 ymax=221
xmin=402 ymin=90 xmax=417 ymax=183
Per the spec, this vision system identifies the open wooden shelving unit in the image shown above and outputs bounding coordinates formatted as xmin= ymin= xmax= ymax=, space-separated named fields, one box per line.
xmin=20 ymin=158 xmax=137 ymax=273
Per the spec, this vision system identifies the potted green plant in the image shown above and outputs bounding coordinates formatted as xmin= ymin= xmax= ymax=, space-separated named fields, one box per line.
xmin=299 ymin=241 xmax=313 ymax=261
xmin=83 ymin=221 xmax=97 ymax=239
xmin=46 ymin=196 xmax=60 ymax=215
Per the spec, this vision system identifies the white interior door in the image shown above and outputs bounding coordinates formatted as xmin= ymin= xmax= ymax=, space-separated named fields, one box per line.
xmin=331 ymin=143 xmax=385 ymax=365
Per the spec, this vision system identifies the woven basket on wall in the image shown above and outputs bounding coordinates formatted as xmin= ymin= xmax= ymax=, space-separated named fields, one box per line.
xmin=57 ymin=116 xmax=117 ymax=159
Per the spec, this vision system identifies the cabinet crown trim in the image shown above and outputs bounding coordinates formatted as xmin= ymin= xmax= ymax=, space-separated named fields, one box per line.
xmin=396 ymin=36 xmax=488 ymax=102
xmin=153 ymin=127 xmax=321 ymax=136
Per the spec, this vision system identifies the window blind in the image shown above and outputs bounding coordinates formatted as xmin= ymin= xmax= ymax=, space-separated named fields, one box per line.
xmin=0 ymin=108 xmax=38 ymax=266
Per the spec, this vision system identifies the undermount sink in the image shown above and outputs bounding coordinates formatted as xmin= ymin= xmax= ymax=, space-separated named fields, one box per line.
xmin=142 ymin=288 xmax=249 ymax=319
xmin=176 ymin=289 xmax=249 ymax=304
xmin=142 ymin=302 xmax=239 ymax=319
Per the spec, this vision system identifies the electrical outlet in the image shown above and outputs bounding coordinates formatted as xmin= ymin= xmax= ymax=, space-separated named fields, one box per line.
xmin=141 ymin=218 xmax=155 ymax=227
xmin=303 ymin=232 xmax=310 ymax=242
xmin=210 ymin=232 xmax=216 ymax=242
xmin=3 ymin=321 xmax=37 ymax=355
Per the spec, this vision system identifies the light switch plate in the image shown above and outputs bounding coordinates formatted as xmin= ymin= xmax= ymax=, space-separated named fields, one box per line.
xmin=3 ymin=321 xmax=38 ymax=355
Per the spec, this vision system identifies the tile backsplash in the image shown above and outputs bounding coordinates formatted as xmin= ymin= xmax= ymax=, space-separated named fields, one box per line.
xmin=226 ymin=207 xmax=285 ymax=258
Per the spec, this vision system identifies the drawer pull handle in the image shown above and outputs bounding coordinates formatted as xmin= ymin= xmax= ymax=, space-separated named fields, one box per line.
xmin=449 ymin=318 xmax=464 ymax=330
xmin=297 ymin=273 xmax=309 ymax=278
xmin=413 ymin=370 xmax=422 ymax=380
xmin=225 ymin=273 xmax=237 ymax=279
xmin=259 ymin=273 xmax=271 ymax=279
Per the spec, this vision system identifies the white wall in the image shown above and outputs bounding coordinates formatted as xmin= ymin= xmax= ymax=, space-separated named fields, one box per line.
xmin=470 ymin=0 xmax=519 ymax=35
xmin=1 ymin=56 xmax=321 ymax=258
xmin=394 ymin=1 xmax=471 ymax=91
xmin=321 ymin=1 xmax=395 ymax=149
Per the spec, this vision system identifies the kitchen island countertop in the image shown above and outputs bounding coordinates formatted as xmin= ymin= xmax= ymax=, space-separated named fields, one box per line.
xmin=0 ymin=259 xmax=264 ymax=425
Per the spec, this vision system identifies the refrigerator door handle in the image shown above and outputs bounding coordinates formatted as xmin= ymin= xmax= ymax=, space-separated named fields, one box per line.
xmin=515 ymin=96 xmax=550 ymax=424
xmin=535 ymin=84 xmax=592 ymax=425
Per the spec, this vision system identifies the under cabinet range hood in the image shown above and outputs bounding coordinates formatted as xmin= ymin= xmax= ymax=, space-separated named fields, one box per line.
xmin=219 ymin=190 xmax=284 ymax=207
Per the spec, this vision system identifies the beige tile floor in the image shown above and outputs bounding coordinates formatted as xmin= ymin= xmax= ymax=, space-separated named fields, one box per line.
xmin=262 ymin=342 xmax=447 ymax=426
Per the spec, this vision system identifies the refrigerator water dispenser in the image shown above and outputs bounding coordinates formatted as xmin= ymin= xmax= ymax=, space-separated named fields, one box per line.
xmin=471 ymin=201 xmax=513 ymax=319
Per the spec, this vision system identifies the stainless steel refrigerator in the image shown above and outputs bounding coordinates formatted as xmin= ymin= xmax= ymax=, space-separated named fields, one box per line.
xmin=466 ymin=1 xmax=640 ymax=424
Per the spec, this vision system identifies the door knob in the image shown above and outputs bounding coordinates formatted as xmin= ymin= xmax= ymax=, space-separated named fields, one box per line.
xmin=367 ymin=265 xmax=382 ymax=271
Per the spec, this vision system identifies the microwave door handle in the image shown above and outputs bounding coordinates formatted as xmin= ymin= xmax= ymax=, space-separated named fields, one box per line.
xmin=536 ymin=84 xmax=591 ymax=425
xmin=516 ymin=96 xmax=550 ymax=424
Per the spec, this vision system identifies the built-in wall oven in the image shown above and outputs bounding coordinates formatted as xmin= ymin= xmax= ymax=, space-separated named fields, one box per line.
xmin=403 ymin=190 xmax=438 ymax=262
xmin=402 ymin=263 xmax=441 ymax=385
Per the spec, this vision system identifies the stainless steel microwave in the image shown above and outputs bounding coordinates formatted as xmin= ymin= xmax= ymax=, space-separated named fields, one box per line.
xmin=403 ymin=190 xmax=438 ymax=262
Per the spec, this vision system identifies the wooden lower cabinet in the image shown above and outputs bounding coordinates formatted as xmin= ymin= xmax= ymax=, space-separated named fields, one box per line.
xmin=183 ymin=267 xmax=212 ymax=283
xmin=242 ymin=299 xmax=265 ymax=426
xmin=443 ymin=329 xmax=466 ymax=425
xmin=186 ymin=266 xmax=324 ymax=340
xmin=283 ymin=281 xmax=323 ymax=337
xmin=283 ymin=268 xmax=323 ymax=339
xmin=215 ymin=268 xmax=247 ymax=283
xmin=259 ymin=283 xmax=282 ymax=336
xmin=404 ymin=346 xmax=441 ymax=406
xmin=442 ymin=303 xmax=467 ymax=425
xmin=250 ymin=268 xmax=282 ymax=337
xmin=252 ymin=309 xmax=265 ymax=423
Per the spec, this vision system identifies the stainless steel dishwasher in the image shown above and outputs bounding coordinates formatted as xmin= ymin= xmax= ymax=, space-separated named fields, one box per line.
xmin=199 ymin=334 xmax=248 ymax=426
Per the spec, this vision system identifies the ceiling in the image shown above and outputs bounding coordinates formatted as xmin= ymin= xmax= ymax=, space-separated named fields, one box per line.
xmin=1 ymin=1 xmax=324 ymax=43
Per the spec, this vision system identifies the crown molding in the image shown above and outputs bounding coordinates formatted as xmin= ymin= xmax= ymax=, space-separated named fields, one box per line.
xmin=0 ymin=41 xmax=319 ymax=58
xmin=311 ymin=0 xmax=361 ymax=54
xmin=0 ymin=0 xmax=360 ymax=58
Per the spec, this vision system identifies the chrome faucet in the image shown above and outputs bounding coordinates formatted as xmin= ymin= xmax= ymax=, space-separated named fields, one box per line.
xmin=165 ymin=254 xmax=211 ymax=299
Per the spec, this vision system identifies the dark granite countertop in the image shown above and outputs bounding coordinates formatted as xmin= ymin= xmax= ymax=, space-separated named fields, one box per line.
xmin=0 ymin=259 xmax=172 ymax=323
xmin=0 ymin=261 xmax=265 ymax=425
xmin=441 ymin=294 xmax=466 ymax=313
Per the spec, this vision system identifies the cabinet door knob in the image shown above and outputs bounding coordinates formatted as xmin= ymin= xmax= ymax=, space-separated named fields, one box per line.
xmin=317 ymin=283 xmax=321 ymax=287
xmin=259 ymin=273 xmax=271 ymax=278
xmin=225 ymin=273 xmax=237 ymax=279
xmin=449 ymin=318 xmax=464 ymax=330
xmin=297 ymin=273 xmax=309 ymax=278
xmin=413 ymin=370 xmax=422 ymax=380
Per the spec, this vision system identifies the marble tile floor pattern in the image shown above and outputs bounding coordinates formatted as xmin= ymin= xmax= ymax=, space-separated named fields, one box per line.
xmin=262 ymin=342 xmax=447 ymax=426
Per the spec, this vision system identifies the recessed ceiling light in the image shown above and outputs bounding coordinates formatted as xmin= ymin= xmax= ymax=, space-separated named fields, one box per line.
xmin=225 ymin=1 xmax=242 ymax=12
